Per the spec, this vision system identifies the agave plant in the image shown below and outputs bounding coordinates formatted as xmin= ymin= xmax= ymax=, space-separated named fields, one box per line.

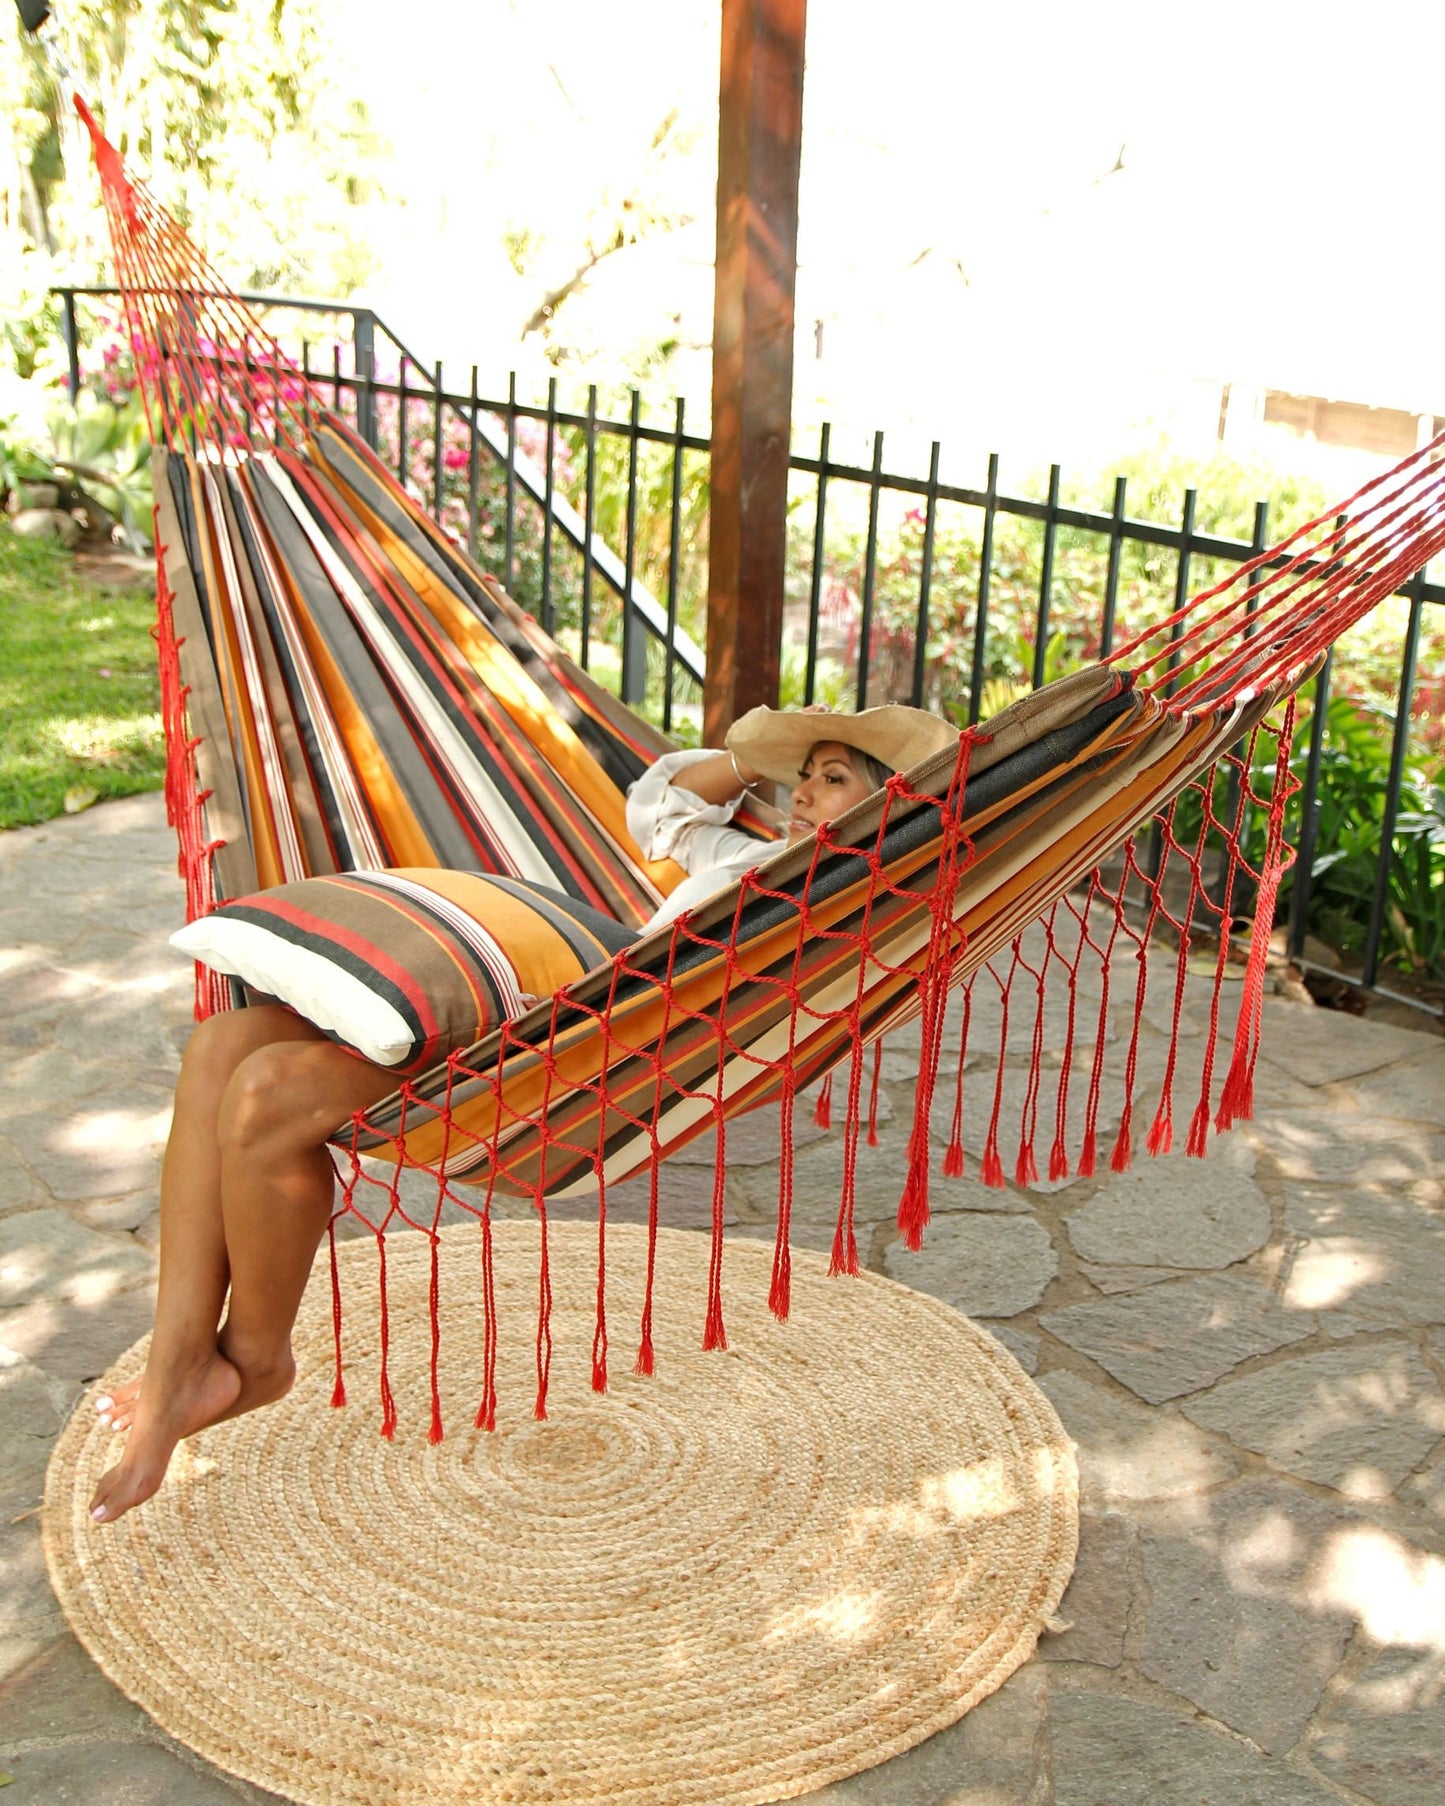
xmin=45 ymin=391 xmax=154 ymax=551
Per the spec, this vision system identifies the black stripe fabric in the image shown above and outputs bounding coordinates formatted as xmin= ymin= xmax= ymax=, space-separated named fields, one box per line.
xmin=222 ymin=466 xmax=349 ymax=866
xmin=312 ymin=423 xmax=650 ymax=796
xmin=481 ymin=875 xmax=641 ymax=962
xmin=243 ymin=460 xmax=476 ymax=868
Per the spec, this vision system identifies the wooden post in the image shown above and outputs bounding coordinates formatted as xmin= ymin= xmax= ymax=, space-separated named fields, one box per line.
xmin=705 ymin=0 xmax=806 ymax=744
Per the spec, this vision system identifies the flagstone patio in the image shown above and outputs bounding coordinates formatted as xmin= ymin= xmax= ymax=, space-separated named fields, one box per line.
xmin=2 ymin=792 xmax=1442 ymax=1804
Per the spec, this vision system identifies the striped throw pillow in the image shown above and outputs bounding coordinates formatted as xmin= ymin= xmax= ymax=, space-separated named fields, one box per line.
xmin=170 ymin=870 xmax=637 ymax=1073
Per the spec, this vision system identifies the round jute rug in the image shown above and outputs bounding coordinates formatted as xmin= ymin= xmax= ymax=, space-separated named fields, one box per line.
xmin=44 ymin=1222 xmax=1077 ymax=1806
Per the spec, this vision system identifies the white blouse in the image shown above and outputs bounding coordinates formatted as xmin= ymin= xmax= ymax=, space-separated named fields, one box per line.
xmin=627 ymin=749 xmax=782 ymax=931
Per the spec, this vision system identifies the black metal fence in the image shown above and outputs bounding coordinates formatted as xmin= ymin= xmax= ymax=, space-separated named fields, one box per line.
xmin=54 ymin=286 xmax=1445 ymax=1016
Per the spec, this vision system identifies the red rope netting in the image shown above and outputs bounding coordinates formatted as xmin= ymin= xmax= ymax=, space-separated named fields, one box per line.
xmin=75 ymin=97 xmax=1445 ymax=1435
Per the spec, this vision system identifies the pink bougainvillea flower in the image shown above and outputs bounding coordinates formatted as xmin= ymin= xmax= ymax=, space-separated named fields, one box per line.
xmin=443 ymin=447 xmax=469 ymax=470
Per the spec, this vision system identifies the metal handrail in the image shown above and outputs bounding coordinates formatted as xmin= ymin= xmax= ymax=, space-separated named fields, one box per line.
xmin=52 ymin=284 xmax=704 ymax=696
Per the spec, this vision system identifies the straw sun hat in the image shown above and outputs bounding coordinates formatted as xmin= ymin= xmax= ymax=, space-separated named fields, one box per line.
xmin=725 ymin=703 xmax=958 ymax=788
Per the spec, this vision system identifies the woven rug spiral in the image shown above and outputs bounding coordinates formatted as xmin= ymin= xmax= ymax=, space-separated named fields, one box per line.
xmin=43 ymin=1221 xmax=1078 ymax=1806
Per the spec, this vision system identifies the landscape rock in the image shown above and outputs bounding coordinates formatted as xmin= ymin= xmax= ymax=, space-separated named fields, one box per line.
xmin=6 ymin=480 xmax=59 ymax=511
xmin=8 ymin=506 xmax=80 ymax=546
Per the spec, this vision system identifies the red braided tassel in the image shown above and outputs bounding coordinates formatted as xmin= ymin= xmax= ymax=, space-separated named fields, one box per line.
xmin=376 ymin=1232 xmax=397 ymax=1440
xmin=475 ymin=1211 xmax=497 ymax=1430
xmin=426 ymin=1232 xmax=444 ymax=1445
xmin=327 ymin=1220 xmax=346 ymax=1409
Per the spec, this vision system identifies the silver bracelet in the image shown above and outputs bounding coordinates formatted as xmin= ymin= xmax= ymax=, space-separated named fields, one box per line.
xmin=728 ymin=748 xmax=752 ymax=789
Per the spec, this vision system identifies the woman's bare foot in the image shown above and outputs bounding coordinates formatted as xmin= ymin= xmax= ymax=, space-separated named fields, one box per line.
xmin=89 ymin=1343 xmax=299 ymax=1525
xmin=94 ymin=1375 xmax=143 ymax=1433
xmin=88 ymin=1350 xmax=242 ymax=1525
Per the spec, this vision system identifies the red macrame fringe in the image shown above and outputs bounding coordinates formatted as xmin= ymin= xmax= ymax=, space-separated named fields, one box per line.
xmin=82 ymin=100 xmax=1445 ymax=1445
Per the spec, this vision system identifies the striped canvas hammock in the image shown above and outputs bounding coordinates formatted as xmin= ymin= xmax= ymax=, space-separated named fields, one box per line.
xmin=80 ymin=101 xmax=1445 ymax=1429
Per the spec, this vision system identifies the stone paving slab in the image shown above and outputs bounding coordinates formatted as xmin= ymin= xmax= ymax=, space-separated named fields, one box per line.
xmin=1256 ymin=1008 xmax=1441 ymax=1086
xmin=1343 ymin=1045 xmax=1445 ymax=1127
xmin=1281 ymin=1182 xmax=1445 ymax=1335
xmin=1307 ymin=1645 xmax=1445 ymax=1805
xmin=1040 ymin=1269 xmax=1316 ymax=1404
xmin=3 ymin=792 xmax=1444 ymax=1805
xmin=1136 ymin=1477 xmax=1362 ymax=1754
xmin=882 ymin=1212 xmax=1058 ymax=1316
xmin=1064 ymin=1137 xmax=1269 ymax=1270
xmin=1182 ymin=1339 xmax=1445 ymax=1499
xmin=1037 ymin=1368 xmax=1238 ymax=1505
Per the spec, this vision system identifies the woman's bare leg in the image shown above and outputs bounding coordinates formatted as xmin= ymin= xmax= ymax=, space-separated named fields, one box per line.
xmin=89 ymin=1013 xmax=396 ymax=1524
xmin=96 ymin=1007 xmax=323 ymax=1435
xmin=211 ymin=1038 xmax=400 ymax=1421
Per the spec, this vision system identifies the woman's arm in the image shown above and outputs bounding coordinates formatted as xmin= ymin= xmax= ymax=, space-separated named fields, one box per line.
xmin=626 ymin=748 xmax=768 ymax=870
xmin=664 ymin=748 xmax=760 ymax=807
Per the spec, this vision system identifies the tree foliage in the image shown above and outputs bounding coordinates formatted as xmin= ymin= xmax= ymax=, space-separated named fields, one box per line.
xmin=1 ymin=1 xmax=389 ymax=353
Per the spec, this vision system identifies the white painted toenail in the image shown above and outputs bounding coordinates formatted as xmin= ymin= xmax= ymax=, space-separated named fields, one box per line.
xmin=98 ymin=1414 xmax=111 ymax=1427
xmin=90 ymin=1506 xmax=107 ymax=1521
xmin=95 ymin=1396 xmax=113 ymax=1412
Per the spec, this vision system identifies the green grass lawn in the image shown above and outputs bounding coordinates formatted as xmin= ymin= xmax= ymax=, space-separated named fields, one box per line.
xmin=0 ymin=528 xmax=165 ymax=830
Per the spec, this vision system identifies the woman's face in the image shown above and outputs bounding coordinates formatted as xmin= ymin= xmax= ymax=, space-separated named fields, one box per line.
xmin=786 ymin=740 xmax=876 ymax=842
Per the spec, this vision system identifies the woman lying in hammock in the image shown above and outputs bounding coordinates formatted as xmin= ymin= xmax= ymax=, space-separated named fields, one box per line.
xmin=86 ymin=704 xmax=957 ymax=1524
